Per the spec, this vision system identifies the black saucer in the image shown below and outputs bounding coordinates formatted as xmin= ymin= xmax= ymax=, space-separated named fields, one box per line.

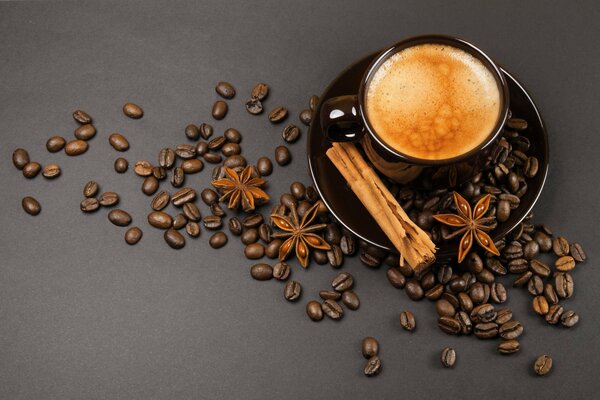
xmin=307 ymin=53 xmax=549 ymax=259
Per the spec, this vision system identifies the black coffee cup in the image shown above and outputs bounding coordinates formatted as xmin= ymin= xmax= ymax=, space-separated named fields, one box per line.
xmin=321 ymin=35 xmax=510 ymax=188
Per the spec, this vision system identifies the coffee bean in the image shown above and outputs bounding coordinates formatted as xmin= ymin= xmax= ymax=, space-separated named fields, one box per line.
xmin=124 ymin=227 xmax=143 ymax=245
xmin=22 ymin=196 xmax=41 ymax=216
xmin=108 ymin=209 xmax=131 ymax=227
xmin=114 ymin=157 xmax=128 ymax=173
xmin=268 ymin=106 xmax=288 ymax=123
xmin=186 ymin=221 xmax=202 ymax=237
xmin=142 ymin=176 xmax=159 ymax=195
xmin=496 ymin=199 xmax=510 ymax=222
xmin=80 ymin=197 xmax=99 ymax=212
xmin=98 ymin=192 xmax=119 ymax=207
xmin=183 ymin=124 xmax=199 ymax=140
xmin=248 ymin=263 xmax=272 ymax=281
xmin=524 ymin=156 xmax=539 ymax=178
xmin=435 ymin=299 xmax=456 ymax=318
xmin=529 ymin=259 xmax=551 ymax=277
xmin=523 ymin=241 xmax=540 ymax=260
xmin=322 ymin=300 xmax=343 ymax=320
xmin=332 ymin=272 xmax=353 ymax=292
xmin=82 ymin=181 xmax=99 ymax=198
xmin=168 ymin=167 xmax=184 ymax=188
xmin=533 ymin=355 xmax=553 ymax=376
xmin=545 ymin=304 xmax=564 ymax=325
xmin=209 ymin=231 xmax=228 ymax=248
xmin=457 ymin=292 xmax=473 ymax=313
xmin=364 ymin=356 xmax=381 ymax=377
xmin=242 ymin=213 xmax=264 ymax=229
xmin=494 ymin=308 xmax=512 ymax=325
xmin=147 ymin=211 xmax=173 ymax=229
xmin=560 ymin=310 xmax=579 ymax=328
xmin=164 ymin=228 xmax=185 ymax=249
xmin=399 ymin=311 xmax=416 ymax=331
xmin=327 ymin=245 xmax=344 ymax=268
xmin=340 ymin=234 xmax=356 ymax=256
xmin=221 ymin=143 xmax=241 ymax=157
xmin=245 ymin=98 xmax=263 ymax=115
xmin=508 ymin=258 xmax=528 ymax=274
xmin=152 ymin=167 xmax=166 ymax=180
xmin=569 ymin=242 xmax=585 ymax=262
xmin=273 ymin=146 xmax=291 ymax=166
xmin=241 ymin=228 xmax=258 ymax=244
xmin=464 ymin=253 xmax=482 ymax=274
xmin=212 ymin=100 xmax=228 ymax=120
xmin=470 ymin=303 xmax=496 ymax=323
xmin=123 ymin=102 xmax=143 ymax=119
xmin=72 ymin=110 xmax=92 ymax=124
xmin=441 ymin=347 xmax=456 ymax=368
xmin=306 ymin=301 xmax=323 ymax=321
xmin=499 ymin=320 xmax=523 ymax=339
xmin=134 ymin=160 xmax=153 ymax=177
xmin=149 ymin=191 xmax=169 ymax=211
xmin=485 ymin=258 xmax=506 ymax=276
xmin=172 ymin=213 xmax=187 ymax=230
xmin=284 ymin=280 xmax=302 ymax=302
xmin=282 ymin=124 xmax=301 ymax=143
xmin=554 ymin=272 xmax=574 ymax=299
xmin=448 ymin=277 xmax=467 ymax=293
xmin=490 ymin=283 xmax=507 ymax=304
xmin=215 ymin=81 xmax=235 ymax=99
xmin=175 ymin=143 xmax=196 ymax=159
xmin=544 ymin=283 xmax=559 ymax=305
xmin=342 ymin=291 xmax=360 ymax=310
xmin=528 ymin=275 xmax=544 ymax=296
xmin=309 ymin=95 xmax=319 ymax=111
xmin=319 ymin=291 xmax=340 ymax=301
xmin=498 ymin=339 xmax=520 ymax=355
xmin=555 ymin=256 xmax=575 ymax=272
xmin=438 ymin=317 xmax=461 ymax=335
xmin=279 ymin=193 xmax=297 ymax=211
xmin=299 ymin=109 xmax=312 ymax=126
xmin=533 ymin=231 xmax=553 ymax=252
xmin=74 ymin=124 xmax=96 ymax=140
xmin=109 ymin=133 xmax=129 ymax=151
xmin=203 ymin=152 xmax=222 ymax=164
xmin=203 ymin=215 xmax=223 ymax=230
xmin=360 ymin=336 xmax=380 ymax=359
xmin=207 ymin=136 xmax=225 ymax=152
xmin=46 ymin=136 xmax=66 ymax=152
xmin=64 ymin=139 xmax=88 ymax=156
xmin=272 ymin=262 xmax=290 ymax=281
xmin=533 ymin=295 xmax=549 ymax=315
xmin=42 ymin=164 xmax=61 ymax=179
xmin=172 ymin=187 xmax=196 ymax=206
xmin=245 ymin=243 xmax=265 ymax=259
xmin=223 ymin=128 xmax=242 ymax=144
xmin=21 ymin=162 xmax=41 ymax=179
xmin=474 ymin=322 xmax=499 ymax=339
xmin=12 ymin=148 xmax=30 ymax=170
xmin=405 ymin=280 xmax=424 ymax=301
xmin=265 ymin=239 xmax=282 ymax=259
xmin=552 ymin=236 xmax=569 ymax=257
xmin=251 ymin=83 xmax=269 ymax=100
xmin=157 ymin=148 xmax=175 ymax=169
xmin=513 ymin=271 xmax=533 ymax=287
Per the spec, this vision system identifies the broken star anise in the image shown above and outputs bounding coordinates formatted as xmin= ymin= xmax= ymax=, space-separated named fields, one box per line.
xmin=212 ymin=165 xmax=269 ymax=212
xmin=271 ymin=202 xmax=331 ymax=268
xmin=433 ymin=192 xmax=500 ymax=263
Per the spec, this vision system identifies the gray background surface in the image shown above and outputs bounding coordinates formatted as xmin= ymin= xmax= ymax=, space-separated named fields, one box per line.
xmin=1 ymin=1 xmax=599 ymax=399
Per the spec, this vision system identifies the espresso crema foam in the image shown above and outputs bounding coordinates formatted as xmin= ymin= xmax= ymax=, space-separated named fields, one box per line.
xmin=365 ymin=44 xmax=501 ymax=160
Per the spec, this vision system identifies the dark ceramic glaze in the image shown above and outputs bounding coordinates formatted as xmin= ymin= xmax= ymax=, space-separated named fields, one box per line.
xmin=308 ymin=52 xmax=549 ymax=260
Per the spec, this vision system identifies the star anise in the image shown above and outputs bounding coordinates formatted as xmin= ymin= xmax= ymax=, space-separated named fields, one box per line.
xmin=212 ymin=165 xmax=269 ymax=212
xmin=271 ymin=202 xmax=331 ymax=268
xmin=433 ymin=192 xmax=500 ymax=263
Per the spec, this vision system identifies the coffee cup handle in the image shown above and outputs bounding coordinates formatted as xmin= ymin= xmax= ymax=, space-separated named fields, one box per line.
xmin=320 ymin=95 xmax=365 ymax=142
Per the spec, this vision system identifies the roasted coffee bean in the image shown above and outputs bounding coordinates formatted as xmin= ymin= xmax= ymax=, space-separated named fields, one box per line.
xmin=172 ymin=213 xmax=187 ymax=230
xmin=203 ymin=215 xmax=223 ymax=230
xmin=250 ymin=263 xmax=272 ymax=280
xmin=151 ymin=166 xmax=166 ymax=179
xmin=458 ymin=292 xmax=473 ymax=313
xmin=362 ymin=337 xmax=379 ymax=358
xmin=245 ymin=98 xmax=263 ymax=115
xmin=474 ymin=322 xmax=499 ymax=339
xmin=124 ymin=227 xmax=143 ymax=245
xmin=256 ymin=156 xmax=273 ymax=176
xmin=436 ymin=264 xmax=452 ymax=284
xmin=398 ymin=278 xmax=420 ymax=300
xmin=384 ymin=267 xmax=406 ymax=290
xmin=288 ymin=182 xmax=306 ymax=202
xmin=438 ymin=317 xmax=461 ymax=335
xmin=309 ymin=94 xmax=319 ymax=111
xmin=114 ymin=157 xmax=129 ymax=174
xmin=109 ymin=133 xmax=129 ymax=151
xmin=175 ymin=143 xmax=196 ymax=159
xmin=476 ymin=268 xmax=495 ymax=285
xmin=524 ymin=156 xmax=539 ymax=178
xmin=569 ymin=242 xmax=586 ymax=262
xmin=470 ymin=304 xmax=496 ymax=323
xmin=199 ymin=189 xmax=218 ymax=206
xmin=242 ymin=213 xmax=264 ymax=229
xmin=12 ymin=148 xmax=30 ymax=169
xmin=513 ymin=271 xmax=533 ymax=287
xmin=282 ymin=124 xmax=301 ymax=143
xmin=299 ymin=109 xmax=312 ymax=126
xmin=490 ymin=283 xmax=507 ymax=304
xmin=552 ymin=237 xmax=569 ymax=257
xmin=22 ymin=196 xmax=41 ymax=216
xmin=441 ymin=347 xmax=456 ymax=368
xmin=534 ymin=355 xmax=553 ymax=376
xmin=215 ymin=81 xmax=235 ymax=99
xmin=224 ymin=218 xmax=242 ymax=237
xmin=284 ymin=280 xmax=302 ymax=302
xmin=73 ymin=110 xmax=92 ymax=124
xmin=485 ymin=258 xmax=507 ymax=276
xmin=529 ymin=259 xmax=551 ymax=277
xmin=442 ymin=293 xmax=460 ymax=309
xmin=108 ymin=209 xmax=131 ymax=227
xmin=560 ymin=310 xmax=579 ymax=328
xmin=182 ymin=203 xmax=201 ymax=222
xmin=523 ymin=241 xmax=540 ymax=260
xmin=74 ymin=124 xmax=96 ymax=140
xmin=203 ymin=152 xmax=222 ymax=164
xmin=499 ymin=320 xmax=523 ymax=339
xmin=327 ymin=245 xmax=344 ymax=268
xmin=496 ymin=199 xmax=510 ymax=222
xmin=268 ymin=106 xmax=288 ymax=123
xmin=208 ymin=136 xmax=226 ymax=152
xmin=435 ymin=299 xmax=456 ymax=318
xmin=80 ymin=197 xmax=100 ymax=212
xmin=342 ymin=291 xmax=360 ymax=310
xmin=275 ymin=145 xmax=291 ymax=166
xmin=194 ymin=124 xmax=212 ymax=142
xmin=212 ymin=100 xmax=228 ymax=120
xmin=185 ymin=221 xmax=201 ymax=238
xmin=179 ymin=159 xmax=202 ymax=174
xmin=340 ymin=233 xmax=356 ymax=256
xmin=272 ymin=262 xmax=290 ymax=281
xmin=468 ymin=282 xmax=487 ymax=304
xmin=544 ymin=283 xmax=559 ymax=305
xmin=555 ymin=256 xmax=576 ymax=272
xmin=498 ymin=339 xmax=520 ymax=355
xmin=319 ymin=290 xmax=341 ymax=301
xmin=244 ymin=243 xmax=265 ymax=259
xmin=306 ymin=301 xmax=323 ymax=321
xmin=184 ymin=124 xmax=200 ymax=140
xmin=164 ymin=228 xmax=185 ymax=249
xmin=251 ymin=83 xmax=269 ymax=100
xmin=508 ymin=258 xmax=529 ymax=274
xmin=134 ymin=160 xmax=153 ymax=177
xmin=241 ymin=228 xmax=259 ymax=245
xmin=123 ymin=102 xmax=143 ymax=119
xmin=221 ymin=155 xmax=245 ymax=170
xmin=149 ymin=192 xmax=169 ymax=211
xmin=533 ymin=231 xmax=552 ymax=252
xmin=265 ymin=239 xmax=282 ymax=259
xmin=533 ymin=295 xmax=549 ymax=315
xmin=464 ymin=253 xmax=483 ymax=274
xmin=64 ymin=139 xmax=88 ymax=156
xmin=554 ymin=272 xmax=574 ymax=299
xmin=528 ymin=275 xmax=544 ymax=296
xmin=42 ymin=164 xmax=61 ymax=179
xmin=221 ymin=143 xmax=241 ymax=157
xmin=142 ymin=176 xmax=159 ymax=195
xmin=332 ymin=272 xmax=353 ymax=292
xmin=504 ymin=242 xmax=524 ymax=260
xmin=305 ymin=186 xmax=319 ymax=203
xmin=421 ymin=272 xmax=436 ymax=291
xmin=258 ymin=223 xmax=272 ymax=243
xmin=158 ymin=148 xmax=176 ymax=169
xmin=46 ymin=136 xmax=66 ymax=152
xmin=279 ymin=193 xmax=297 ymax=210
xmin=545 ymin=304 xmax=564 ymax=325
xmin=170 ymin=167 xmax=185 ymax=187
xmin=209 ymin=231 xmax=228 ymax=248
xmin=172 ymin=187 xmax=196 ymax=206
xmin=223 ymin=128 xmax=242 ymax=144
xmin=98 ymin=192 xmax=119 ymax=207
xmin=399 ymin=310 xmax=416 ymax=331
xmin=322 ymin=300 xmax=343 ymax=320
xmin=22 ymin=162 xmax=41 ymax=178
xmin=495 ymin=308 xmax=513 ymax=325
xmin=83 ymin=181 xmax=99 ymax=198
xmin=447 ymin=277 xmax=467 ymax=293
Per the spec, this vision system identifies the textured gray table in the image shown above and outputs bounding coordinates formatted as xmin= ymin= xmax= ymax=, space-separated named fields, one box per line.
xmin=1 ymin=1 xmax=599 ymax=399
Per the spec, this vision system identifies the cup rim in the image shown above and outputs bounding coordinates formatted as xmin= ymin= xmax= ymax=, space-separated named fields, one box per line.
xmin=357 ymin=34 xmax=510 ymax=166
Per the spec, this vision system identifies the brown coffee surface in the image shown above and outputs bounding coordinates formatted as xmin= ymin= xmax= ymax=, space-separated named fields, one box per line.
xmin=365 ymin=44 xmax=501 ymax=160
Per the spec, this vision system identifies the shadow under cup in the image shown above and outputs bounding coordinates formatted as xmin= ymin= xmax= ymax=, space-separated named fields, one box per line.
xmin=321 ymin=35 xmax=510 ymax=188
